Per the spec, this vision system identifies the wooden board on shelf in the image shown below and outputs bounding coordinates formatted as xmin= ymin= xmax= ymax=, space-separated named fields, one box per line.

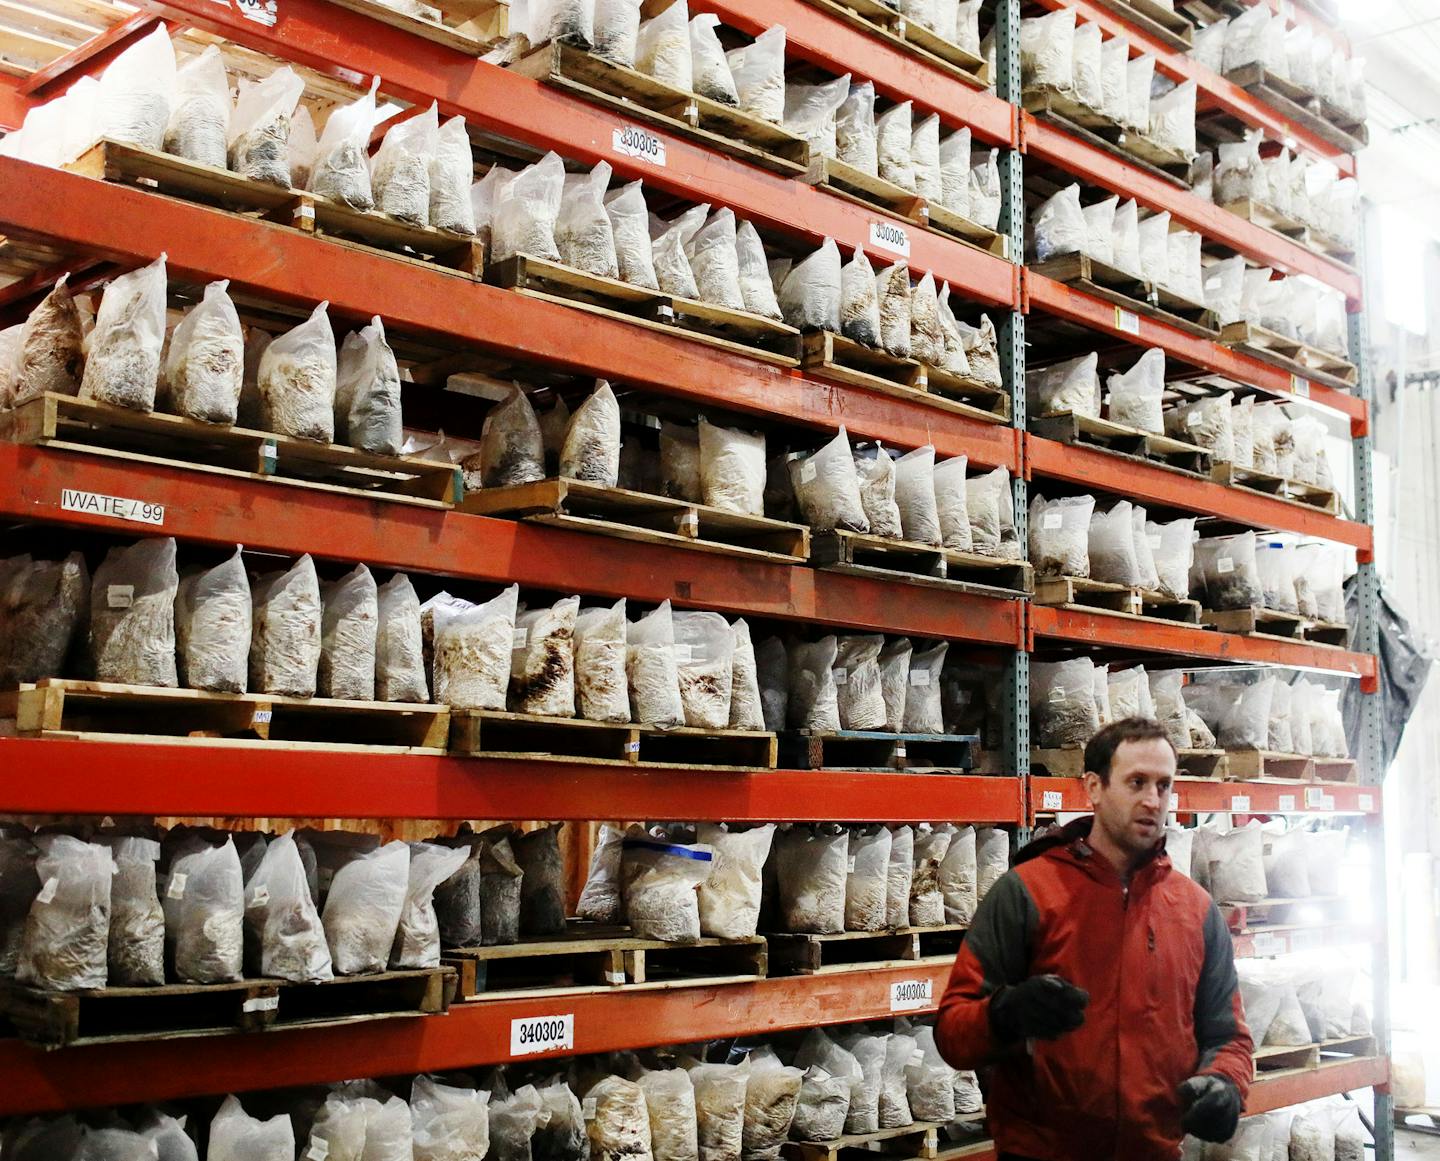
xmin=486 ymin=251 xmax=668 ymax=318
xmin=796 ymin=0 xmax=990 ymax=90
xmin=782 ymin=1120 xmax=945 ymax=1161
xmin=508 ymin=39 xmax=810 ymax=176
xmin=917 ymin=363 xmax=1012 ymax=421
xmin=767 ymin=926 xmax=968 ymax=978
xmin=1201 ymin=606 xmax=1308 ymax=641
xmin=1031 ymin=411 xmax=1213 ymax=477
xmin=1225 ymin=750 xmax=1316 ymax=781
xmin=777 ymin=730 xmax=980 ymax=772
xmin=66 ymin=139 xmax=485 ymax=278
xmin=1032 ymin=575 xmax=1212 ymax=628
xmin=1224 ymin=64 xmax=1369 ymax=153
xmin=1209 ymin=461 xmax=1342 ymax=515
xmin=1304 ymin=618 xmax=1352 ymax=648
xmin=323 ymin=0 xmax=509 ymax=53
xmin=1022 ymin=90 xmax=1193 ymax=188
xmin=460 ymin=477 xmax=810 ymax=563
xmin=923 ymin=202 xmax=1010 ymax=260
xmin=1029 ymin=253 xmax=1219 ymax=339
xmin=1087 ymin=0 xmax=1194 ymax=50
xmin=805 ymin=152 xmax=925 ymax=222
xmin=667 ymin=295 xmax=804 ymax=364
xmin=1219 ymin=198 xmax=1357 ymax=269
xmin=1312 ymin=757 xmax=1358 ymax=784
xmin=448 ymin=709 xmax=778 ymax=770
xmin=1031 ymin=747 xmax=1228 ymax=780
xmin=1217 ymin=321 xmax=1358 ymax=392
xmin=1253 ymin=1042 xmax=1320 ymax=1076
xmin=0 ymin=680 xmax=450 ymax=753
xmin=2 ymin=392 xmax=461 ymax=508
xmin=809 ymin=529 xmax=1033 ymax=597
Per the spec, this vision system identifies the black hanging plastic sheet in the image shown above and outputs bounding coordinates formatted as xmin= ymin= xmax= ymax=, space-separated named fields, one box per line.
xmin=1342 ymin=577 xmax=1434 ymax=778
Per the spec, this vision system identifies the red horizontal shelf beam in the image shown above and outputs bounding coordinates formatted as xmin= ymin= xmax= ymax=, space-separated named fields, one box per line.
xmin=0 ymin=962 xmax=955 ymax=1114
xmin=1024 ymin=271 xmax=1368 ymax=429
xmin=687 ymin=0 xmax=1017 ymax=146
xmin=0 ymin=738 xmax=1027 ymax=823
xmin=1231 ymin=923 xmax=1376 ymax=959
xmin=1028 ymin=604 xmax=1378 ymax=679
xmin=0 ymin=160 xmax=1018 ymax=470
xmin=135 ymin=0 xmax=1018 ymax=308
xmin=1246 ymin=1056 xmax=1389 ymax=1114
xmin=1025 ymin=435 xmax=1374 ymax=555
xmin=1029 ymin=775 xmax=1381 ymax=822
xmin=1022 ymin=117 xmax=1362 ymax=303
xmin=0 ymin=443 xmax=1025 ymax=647
xmin=1029 ymin=0 xmax=1355 ymax=175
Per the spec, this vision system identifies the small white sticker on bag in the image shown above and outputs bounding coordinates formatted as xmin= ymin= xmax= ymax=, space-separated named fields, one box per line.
xmin=910 ymin=669 xmax=931 ymax=687
xmin=306 ymin=1141 xmax=330 ymax=1161
xmin=1186 ymin=410 xmax=1203 ymax=427
xmin=673 ymin=643 xmax=693 ymax=664
xmin=248 ymin=885 xmax=270 ymax=909
xmin=36 ymin=877 xmax=57 ymax=905
xmin=243 ymin=994 xmax=280 ymax=1013
xmin=583 ymin=1097 xmax=598 ymax=1119
xmin=1216 ymin=557 xmax=1235 ymax=574
xmin=833 ymin=668 xmax=848 ymax=686
xmin=1042 ymin=512 xmax=1063 ymax=530
xmin=107 ymin=584 xmax=134 ymax=609
xmin=167 ymin=871 xmax=188 ymax=899
xmin=800 ymin=459 xmax=818 ymax=484
xmin=513 ymin=628 xmax=529 ymax=650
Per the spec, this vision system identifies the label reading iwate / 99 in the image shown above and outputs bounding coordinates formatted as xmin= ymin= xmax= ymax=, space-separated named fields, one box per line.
xmin=511 ymin=1013 xmax=575 ymax=1056
xmin=890 ymin=979 xmax=933 ymax=1012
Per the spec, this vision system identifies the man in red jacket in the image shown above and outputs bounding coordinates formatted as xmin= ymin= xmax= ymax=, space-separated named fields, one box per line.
xmin=936 ymin=717 xmax=1253 ymax=1161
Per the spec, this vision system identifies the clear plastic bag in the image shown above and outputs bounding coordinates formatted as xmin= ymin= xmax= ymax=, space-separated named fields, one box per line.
xmin=1211 ymin=823 xmax=1266 ymax=903
xmin=778 ymin=238 xmax=842 ymax=332
xmin=844 ymin=825 xmax=891 ymax=933
xmin=1149 ymin=515 xmax=1196 ymax=601
xmin=1030 ymin=493 xmax=1095 ymax=577
xmin=207 ymin=1097 xmax=294 ymax=1161
xmin=938 ymin=127 xmax=972 ymax=217
xmin=493 ymin=152 xmax=566 ymax=263
xmin=1150 ymin=668 xmax=1188 ymax=745
xmin=785 ymin=74 xmax=850 ymax=158
xmin=902 ymin=642 xmax=946 ymax=733
xmin=673 ymin=610 xmax=734 ymax=729
xmin=532 ymin=0 xmax=595 ymax=46
xmin=576 ymin=599 xmax=631 ymax=723
xmin=164 ymin=833 xmax=244 ymax=983
xmin=909 ymin=272 xmax=943 ymax=367
xmin=791 ymin=427 xmax=869 ymax=533
xmin=1107 ymin=347 xmax=1165 ymax=433
xmin=638 ymin=1069 xmax=698 ymax=1161
xmin=335 ymin=316 xmax=403 ymax=455
xmin=834 ymin=634 xmax=886 ymax=731
xmin=1124 ymin=53 xmax=1155 ymax=131
xmin=791 ymin=1067 xmax=850 ymax=1143
xmin=757 ymin=636 xmax=789 ymax=733
xmin=741 ymin=1047 xmax=804 ymax=1160
xmin=660 ymin=424 xmax=700 ymax=501
xmin=876 ymin=262 xmax=912 ymax=359
xmin=137 ymin=1111 xmax=198 ymax=1161
xmin=412 ymin=1075 xmax=490 ymax=1161
xmin=392 ymin=840 xmax=469 ymax=968
xmin=575 ymin=823 xmax=625 ymax=925
xmin=699 ymin=419 xmax=766 ymax=516
xmin=638 ymin=0 xmax=692 ymax=90
xmin=681 ymin=200 xmax=743 ymax=304
xmin=1031 ymin=657 xmax=1101 ymax=748
xmin=939 ymin=824 xmax=977 ymax=924
xmin=954 ymin=313 xmax=1002 ymax=388
xmin=478 ymin=830 xmax=523 ymax=946
xmin=287 ymin=103 xmax=317 ymax=191
xmin=1255 ymin=541 xmax=1298 ymax=614
xmin=1137 ymin=210 xmax=1170 ymax=288
xmin=910 ymin=824 xmax=953 ymax=926
xmin=81 ymin=254 xmax=168 ymax=412
xmin=688 ymin=1062 xmax=747 ymax=1161
xmin=1030 ymin=352 xmax=1099 ymax=418
xmin=776 ymin=826 xmax=848 ymax=934
xmin=0 ymin=833 xmax=38 ymax=976
xmin=894 ymin=446 xmax=942 ymax=546
xmin=164 ymin=279 xmax=244 ymax=424
xmin=1166 ymin=391 xmax=1234 ymax=461
xmin=911 ymin=112 xmax=942 ymax=203
xmin=249 ymin=553 xmax=322 ymax=697
xmin=729 ymin=619 xmax=765 ymax=731
xmin=17 ymin=835 xmax=114 ymax=992
xmin=258 ymin=301 xmax=337 ymax=442
xmin=606 ymin=181 xmax=660 ymax=290
xmin=99 ymin=24 xmax=175 ymax=150
xmin=490 ymin=1084 xmax=543 ymax=1161
xmin=879 ymin=1032 xmax=916 ymax=1128
xmin=322 ymin=841 xmax=409 ymax=973
xmin=1110 ymin=197 xmax=1141 ymax=277
xmin=833 ymin=1033 xmax=886 ymax=1135
xmin=1165 ymin=228 xmax=1204 ymax=303
xmin=1072 ymin=20 xmax=1103 ymax=110
xmin=1030 ymin=184 xmax=1086 ymax=263
xmin=836 ymin=81 xmax=878 ymax=176
xmin=319 ymin=563 xmax=378 ymax=701
xmin=245 ymin=831 xmax=331 ymax=982
xmin=905 ymin=1023 xmax=956 ymax=1122
xmin=652 ymin=204 xmax=708 ymax=300
xmin=694 ymin=822 xmax=774 ymax=938
xmin=1088 ymin=500 xmax=1142 ymax=586
xmin=1082 ymin=195 xmax=1118 ymax=265
xmin=176 ymin=546 xmax=250 ymax=693
xmin=0 ymin=551 xmax=89 ymax=686
xmin=879 ymin=639 xmax=911 ymax=734
xmin=230 ymin=67 xmax=305 ymax=186
xmin=427 ymin=114 xmax=476 ymax=235
xmin=1193 ymin=531 xmax=1262 ymax=610
xmin=690 ymin=13 xmax=739 ymax=104
xmin=1149 ymin=79 xmax=1196 ymax=156
xmin=875 ymin=101 xmax=915 ymax=192
xmin=1263 ymin=826 xmax=1309 ymax=898
xmin=559 ymin=161 xmax=620 ymax=279
xmin=965 ymin=467 xmax=1006 ymax=557
xmin=562 ymin=380 xmax=621 ymax=486
xmin=103 ymin=835 xmax=162 ymax=986
xmin=622 ymin=835 xmax=713 ymax=942
xmin=311 ymin=78 xmax=381 ymax=211
xmin=375 ymin=573 xmax=428 ymax=703
xmin=928 ymin=455 xmax=972 ymax=552
xmin=13 ymin=275 xmax=84 ymax=405
xmin=432 ymin=584 xmax=519 ymax=710
xmin=478 ymin=386 xmax=545 ymax=488
xmin=788 ymin=637 xmax=840 ymax=731
xmin=165 ymin=45 xmax=228 ymax=168
xmin=727 ymin=25 xmax=786 ymax=125
xmin=1289 ymin=416 xmax=1330 ymax=487
xmin=91 ymin=536 xmax=179 ymax=687
xmin=1021 ymin=8 xmax=1076 ymax=90
xmin=628 ymin=600 xmax=685 ymax=726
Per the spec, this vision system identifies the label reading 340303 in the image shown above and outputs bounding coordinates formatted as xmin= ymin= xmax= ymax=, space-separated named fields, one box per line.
xmin=890 ymin=979 xmax=933 ymax=1012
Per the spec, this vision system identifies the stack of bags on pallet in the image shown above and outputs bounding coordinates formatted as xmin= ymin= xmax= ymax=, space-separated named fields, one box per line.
xmin=1188 ymin=532 xmax=1347 ymax=622
xmin=1027 ymin=346 xmax=1177 ymax=430
xmin=1027 ymin=489 xmax=1196 ymax=595
xmin=1161 ymin=392 xmax=1337 ymax=492
xmin=1191 ymin=1097 xmax=1368 ymax=1160
xmin=574 ymin=820 xmax=1010 ymax=941
xmin=1213 ymin=135 xmax=1360 ymax=250
xmin=1181 ymin=674 xmax=1350 ymax=759
xmin=1020 ymin=9 xmax=1197 ymax=160
xmin=1030 ymin=659 xmax=1207 ymax=750
xmin=1239 ymin=270 xmax=1351 ymax=359
xmin=1178 ymin=816 xmax=1347 ymax=901
xmin=768 ymin=427 xmax=1019 ymax=555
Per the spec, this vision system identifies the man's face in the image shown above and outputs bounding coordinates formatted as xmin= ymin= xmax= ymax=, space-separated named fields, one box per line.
xmin=1084 ymin=738 xmax=1177 ymax=860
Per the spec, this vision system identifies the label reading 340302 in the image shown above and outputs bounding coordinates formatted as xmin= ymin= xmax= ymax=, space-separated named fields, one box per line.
xmin=511 ymin=1013 xmax=575 ymax=1056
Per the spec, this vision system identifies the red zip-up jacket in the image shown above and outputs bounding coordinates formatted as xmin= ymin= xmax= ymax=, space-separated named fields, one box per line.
xmin=935 ymin=818 xmax=1252 ymax=1161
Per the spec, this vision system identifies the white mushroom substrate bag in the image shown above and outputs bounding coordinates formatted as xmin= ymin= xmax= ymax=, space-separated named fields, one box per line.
xmin=558 ymin=161 xmax=620 ymax=279
xmin=510 ymin=596 xmax=579 ymax=718
xmin=1020 ymin=8 xmax=1076 ymax=91
xmin=673 ymin=610 xmax=735 ymax=729
xmin=834 ymin=634 xmax=886 ymax=731
xmin=164 ymin=279 xmax=244 ymax=425
xmin=774 ymin=825 xmax=848 ymax=934
xmin=310 ymin=77 xmax=381 ymax=211
xmin=788 ymin=637 xmax=841 ymax=731
xmin=17 ymin=833 xmax=115 ymax=991
xmin=1030 ymin=657 xmax=1101 ymax=748
xmin=933 ymin=455 xmax=973 ymax=551
xmin=729 ymin=619 xmax=765 ymax=731
xmin=372 ymin=101 xmax=438 ymax=226
xmin=636 ymin=0 xmax=692 ymax=89
xmin=432 ymin=583 xmax=518 ymax=711
xmin=492 ymin=152 xmax=566 ymax=263
xmin=696 ymin=822 xmax=775 ymax=939
xmin=176 ymin=547 xmax=250 ymax=693
xmin=853 ymin=443 xmax=903 ymax=539
xmin=164 ymin=832 xmax=244 ymax=984
xmin=627 ymin=600 xmax=685 ymax=726
xmin=249 ymin=553 xmax=322 ymax=698
xmin=902 ymin=642 xmax=947 ymax=734
xmin=778 ymin=238 xmax=842 ymax=332
xmin=621 ymin=836 xmax=714 ymax=943
xmin=1150 ymin=517 xmax=1196 ymax=600
xmin=258 ymin=301 xmax=337 ymax=443
xmin=690 ymin=12 xmax=737 ymax=103
xmin=785 ymin=74 xmax=850 ymax=159
xmin=699 ymin=419 xmax=766 ymax=516
xmin=561 ymin=380 xmax=622 ymax=486
xmin=875 ymin=101 xmax=916 ymax=193
xmin=1210 ymin=822 xmax=1267 ymax=904
xmin=791 ymin=426 xmax=869 ymax=533
xmin=91 ymin=536 xmax=180 ymax=687
xmin=1088 ymin=500 xmax=1143 ymax=586
xmin=1030 ymin=184 xmax=1086 ymax=263
xmin=726 ymin=25 xmax=786 ymax=126
xmin=879 ymin=639 xmax=912 ymax=734
xmin=1192 ymin=531 xmax=1264 ymax=610
xmin=81 ymin=254 xmax=168 ymax=413
xmin=607 ymin=180 xmax=661 ymax=290
xmin=836 ymin=81 xmax=878 ymax=175
xmin=1030 ymin=353 xmax=1099 ymax=418
xmin=1029 ymin=493 xmax=1095 ymax=577
xmin=845 ymin=825 xmax=892 ymax=932
xmin=894 ymin=446 xmax=942 ymax=546
xmin=319 ymin=562 xmax=378 ymax=701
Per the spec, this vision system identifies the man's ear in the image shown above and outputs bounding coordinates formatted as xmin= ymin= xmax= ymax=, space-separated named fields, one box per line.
xmin=1082 ymin=771 xmax=1103 ymax=808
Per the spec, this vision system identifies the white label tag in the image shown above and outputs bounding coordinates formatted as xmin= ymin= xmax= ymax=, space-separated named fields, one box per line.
xmin=513 ymin=628 xmax=529 ymax=650
xmin=252 ymin=709 xmax=273 ymax=725
xmin=890 ymin=978 xmax=933 ymax=1011
xmin=261 ymin=439 xmax=279 ymax=464
xmin=1115 ymin=307 xmax=1141 ymax=335
xmin=249 ymin=885 xmax=270 ymax=909
xmin=1230 ymin=795 xmax=1251 ymax=812
xmin=243 ymin=994 xmax=280 ymax=1013
xmin=167 ymin=871 xmax=188 ymax=899
xmin=800 ymin=459 xmax=818 ymax=484
xmin=307 ymin=1142 xmax=330 ymax=1161
xmin=1048 ymin=686 xmax=1065 ymax=702
xmin=1216 ymin=557 xmax=1234 ymax=574
xmin=1042 ymin=790 xmax=1064 ymax=810
xmin=847 ymin=856 xmax=857 ymax=872
xmin=1305 ymin=787 xmax=1326 ymax=807
xmin=107 ymin=584 xmax=134 ymax=609
xmin=61 ymin=488 xmax=164 ymax=526
xmin=1042 ymin=512 xmax=1063 ymax=530
xmin=236 ymin=0 xmax=278 ymax=25
xmin=1186 ymin=410 xmax=1203 ymax=427
xmin=582 ymin=1097 xmax=598 ymax=1119
xmin=625 ymin=740 xmax=641 ymax=753
xmin=833 ymin=668 xmax=848 ymax=686
xmin=1359 ymin=793 xmax=1374 ymax=811
xmin=678 ymin=512 xmax=698 ymax=535
xmin=36 ymin=877 xmax=57 ymax=904
xmin=910 ymin=1049 xmax=925 ymax=1065
xmin=869 ymin=219 xmax=911 ymax=257
xmin=511 ymin=1013 xmax=574 ymax=1056
xmin=673 ymin=643 xmax=693 ymax=664
xmin=1278 ymin=794 xmax=1297 ymax=812
xmin=894 ymin=742 xmax=906 ymax=758
xmin=910 ymin=669 xmax=931 ymax=687
xmin=613 ymin=125 xmax=666 ymax=167
xmin=1291 ymin=373 xmax=1310 ymax=398
xmin=1251 ymin=931 xmax=1287 ymax=957
xmin=604 ymin=970 xmax=626 ymax=984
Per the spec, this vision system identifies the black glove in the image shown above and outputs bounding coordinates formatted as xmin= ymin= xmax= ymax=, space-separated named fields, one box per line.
xmin=1177 ymin=1075 xmax=1242 ymax=1143
xmin=988 ymin=974 xmax=1089 ymax=1042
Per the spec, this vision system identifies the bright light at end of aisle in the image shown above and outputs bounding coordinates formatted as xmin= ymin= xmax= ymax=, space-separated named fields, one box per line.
xmin=1380 ymin=204 xmax=1428 ymax=336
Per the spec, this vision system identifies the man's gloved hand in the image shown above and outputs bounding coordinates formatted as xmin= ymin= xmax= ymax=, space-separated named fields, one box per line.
xmin=1177 ymin=1075 xmax=1242 ymax=1143
xmin=988 ymin=974 xmax=1089 ymax=1042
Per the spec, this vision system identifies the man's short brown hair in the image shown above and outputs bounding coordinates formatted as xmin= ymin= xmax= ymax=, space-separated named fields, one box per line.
xmin=1084 ymin=717 xmax=1178 ymax=784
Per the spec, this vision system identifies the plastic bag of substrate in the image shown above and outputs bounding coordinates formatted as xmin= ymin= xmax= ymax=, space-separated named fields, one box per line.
xmin=756 ymin=636 xmax=789 ymax=733
xmin=0 ymin=832 xmax=39 ymax=977
xmin=12 ymin=275 xmax=84 ymax=406
xmin=162 ymin=279 xmax=244 ymax=425
xmin=317 ymin=563 xmax=378 ymax=700
xmin=909 ymin=273 xmax=944 ymax=367
xmin=911 ymin=112 xmax=943 ymax=204
xmin=1093 ymin=666 xmax=1113 ymax=728
xmin=689 ymin=822 xmax=769 ymax=939
xmin=732 ymin=220 xmax=782 ymax=320
xmin=574 ymin=823 xmax=625 ymax=925
xmin=509 ymin=823 xmax=566 ymax=936
xmin=391 ymin=840 xmax=468 ymax=969
xmin=685 ymin=208 xmax=746 ymax=310
xmin=1030 ymin=184 xmax=1086 ymax=264
xmin=136 ymin=1111 xmax=198 ymax=1161
xmin=557 ymin=162 xmax=620 ymax=279
xmin=1150 ymin=79 xmax=1197 ymax=157
xmin=334 ymin=316 xmax=403 ymax=455
xmin=284 ymin=100 xmax=317 ymax=192
xmin=637 ymin=0 xmax=692 ymax=89
xmin=637 ymin=1069 xmax=698 ymax=1161
xmin=574 ymin=599 xmax=630 ymax=723
xmin=789 ymin=1066 xmax=849 ymax=1143
xmin=936 ymin=127 xmax=974 ymax=219
xmin=1165 ymin=392 xmax=1234 ymax=461
xmin=1030 ymin=657 xmax=1101 ymax=748
xmin=1029 ymin=493 xmax=1095 ymax=577
xmin=785 ymin=74 xmax=850 ymax=158
xmin=207 ymin=1097 xmax=295 ymax=1161
xmin=585 ymin=1075 xmax=656 ymax=1161
xmin=689 ymin=12 xmax=738 ymax=104
xmin=659 ymin=420 xmax=702 ymax=501
xmin=936 ymin=823 xmax=978 ymax=925
xmin=0 ymin=552 xmax=87 ymax=686
xmin=833 ymin=634 xmax=885 ymax=731
xmin=620 ymin=835 xmax=712 ymax=943
xmin=791 ymin=427 xmax=869 ymax=533
xmin=1087 ymin=500 xmax=1142 ymax=586
xmin=724 ymin=619 xmax=765 ymax=731
xmin=775 ymin=826 xmax=847 ymax=933
xmin=1137 ymin=211 xmax=1170 ymax=289
xmin=1123 ymin=54 xmax=1155 ymax=132
xmin=432 ymin=584 xmax=518 ymax=710
xmin=164 ymin=44 xmax=228 ymax=168
xmin=602 ymin=181 xmax=660 ymax=290
xmin=652 ymin=204 xmax=708 ymax=300
xmin=778 ymin=238 xmax=842 ymax=333
xmin=672 ymin=610 xmax=734 ymax=729
xmin=229 ymin=67 xmax=305 ymax=187
xmin=845 ymin=825 xmax=891 ymax=932
xmin=375 ymin=573 xmax=428 ymax=703
xmin=1210 ymin=822 xmax=1266 ymax=904
xmin=904 ymin=1023 xmax=955 ymax=1122
xmin=103 ymin=835 xmax=163 ymax=986
xmin=490 ymin=1084 xmax=543 ymax=1161
xmin=478 ymin=830 xmax=523 ymax=946
xmin=910 ymin=824 xmax=953 ymax=927
xmin=878 ymin=1032 xmax=916 ymax=1128
xmin=892 ymin=446 xmax=941 ymax=546
xmin=853 ymin=444 xmax=903 ymax=539
xmin=688 ymin=1062 xmax=747 ymax=1161
xmin=874 ymin=823 xmax=915 ymax=932
xmin=322 ymin=840 xmax=408 ymax=973
xmin=89 ymin=536 xmax=179 ymax=687
xmin=871 ymin=97 xmax=918 ymax=191
xmin=1165 ymin=228 xmax=1204 ymax=304
xmin=531 ymin=0 xmax=594 ymax=46
xmin=425 ymin=113 xmax=477 ymax=235
xmin=1149 ymin=669 xmax=1190 ymax=748
xmin=956 ymin=313 xmax=1003 ymax=389
xmin=412 ymin=1075 xmax=491 ymax=1161
xmin=935 ymin=283 xmax=973 ymax=377
xmin=965 ymin=149 xmax=1001 ymax=232
xmin=1193 ymin=531 xmax=1263 ymax=610
xmin=699 ymin=419 xmax=765 ymax=516
xmin=1106 ymin=348 xmax=1165 ymax=433
xmin=627 ymin=600 xmax=685 ymax=726
xmin=976 ymin=827 xmax=1008 ymax=902
xmin=479 ymin=386 xmax=546 ymax=488
xmin=510 ymin=596 xmax=579 ymax=718
xmin=493 ymin=152 xmax=566 ymax=263
xmin=248 ymin=554 xmax=322 ymax=697
xmin=794 ymin=1029 xmax=867 ymax=1134
xmin=726 ymin=24 xmax=786 ymax=126
xmin=95 ymin=23 xmax=175 ymax=151
xmin=308 ymin=77 xmax=381 ymax=211
xmin=1031 ymin=353 xmax=1099 ymax=419
xmin=1020 ymin=8 xmax=1075 ymax=89
xmin=258 ymin=301 xmax=337 ymax=442
xmin=1255 ymin=541 xmax=1298 ymax=614
xmin=870 ymin=638 xmax=909 ymax=736
xmin=964 ymin=467 xmax=1008 ymax=558
xmin=163 ymin=832 xmax=243 ymax=983
xmin=901 ymin=642 xmax=946 ymax=734
xmin=1149 ymin=517 xmax=1196 ymax=601
xmin=875 ymin=261 xmax=912 ymax=359
xmin=741 ymin=1047 xmax=803 ymax=1161
xmin=1262 ymin=826 xmax=1309 ymax=899
xmin=244 ymin=831 xmax=331 ymax=982
xmin=788 ymin=636 xmax=841 ymax=731
xmin=836 ymin=81 xmax=877 ymax=175
xmin=80 ymin=254 xmax=167 ymax=412
xmin=1130 ymin=504 xmax=1160 ymax=592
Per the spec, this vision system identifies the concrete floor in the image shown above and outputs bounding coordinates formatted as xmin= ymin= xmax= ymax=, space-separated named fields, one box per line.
xmin=1398 ymin=1127 xmax=1440 ymax=1155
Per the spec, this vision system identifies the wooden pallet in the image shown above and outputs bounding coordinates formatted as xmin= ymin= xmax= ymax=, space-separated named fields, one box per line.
xmin=806 ymin=153 xmax=925 ymax=222
xmin=1201 ymin=606 xmax=1307 ymax=641
xmin=444 ymin=929 xmax=767 ymax=999
xmin=1022 ymin=90 xmax=1192 ymax=188
xmin=809 ymin=529 xmax=1033 ymax=597
xmin=778 ymin=730 xmax=980 ymax=772
xmin=510 ymin=39 xmax=810 ymax=175
xmin=1223 ymin=896 xmax=1346 ymax=934
xmin=323 ymin=0 xmax=509 ymax=52
xmin=927 ymin=1143 xmax=996 ymax=1161
xmin=1225 ymin=750 xmax=1316 ymax=782
xmin=1030 ymin=253 xmax=1218 ymax=339
xmin=66 ymin=139 xmax=485 ymax=278
xmin=1 ymin=680 xmax=450 ymax=752
xmin=1224 ymin=64 xmax=1368 ymax=153
xmin=3 ymin=392 xmax=461 ymax=508
xmin=490 ymin=253 xmax=801 ymax=366
xmin=800 ymin=332 xmax=1010 ymax=425
xmin=767 ymin=926 xmax=967 ymax=977
xmin=1209 ymin=461 xmax=1342 ymax=515
xmin=1137 ymin=588 xmax=1205 ymax=624
xmin=1219 ymin=199 xmax=1357 ymax=268
xmin=1088 ymin=0 xmax=1192 ymax=49
xmin=0 ymin=967 xmax=452 ymax=1049
xmin=448 ymin=709 xmax=778 ymax=770
xmin=1304 ymin=618 xmax=1352 ymax=648
xmin=1034 ymin=575 xmax=1206 ymax=627
xmin=1253 ymin=1042 xmax=1320 ymax=1076
xmin=1030 ymin=747 xmax=1228 ymax=779
xmin=1217 ymin=321 xmax=1358 ymax=392
xmin=923 ymin=202 xmax=1010 ymax=260
xmin=1393 ymin=1104 xmax=1440 ymax=1128
xmin=797 ymin=0 xmax=989 ymax=89
xmin=461 ymin=477 xmax=810 ymax=563
xmin=1312 ymin=757 xmax=1358 ymax=784
xmin=1319 ymin=1034 xmax=1378 ymax=1062
xmin=785 ymin=1122 xmax=946 ymax=1161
